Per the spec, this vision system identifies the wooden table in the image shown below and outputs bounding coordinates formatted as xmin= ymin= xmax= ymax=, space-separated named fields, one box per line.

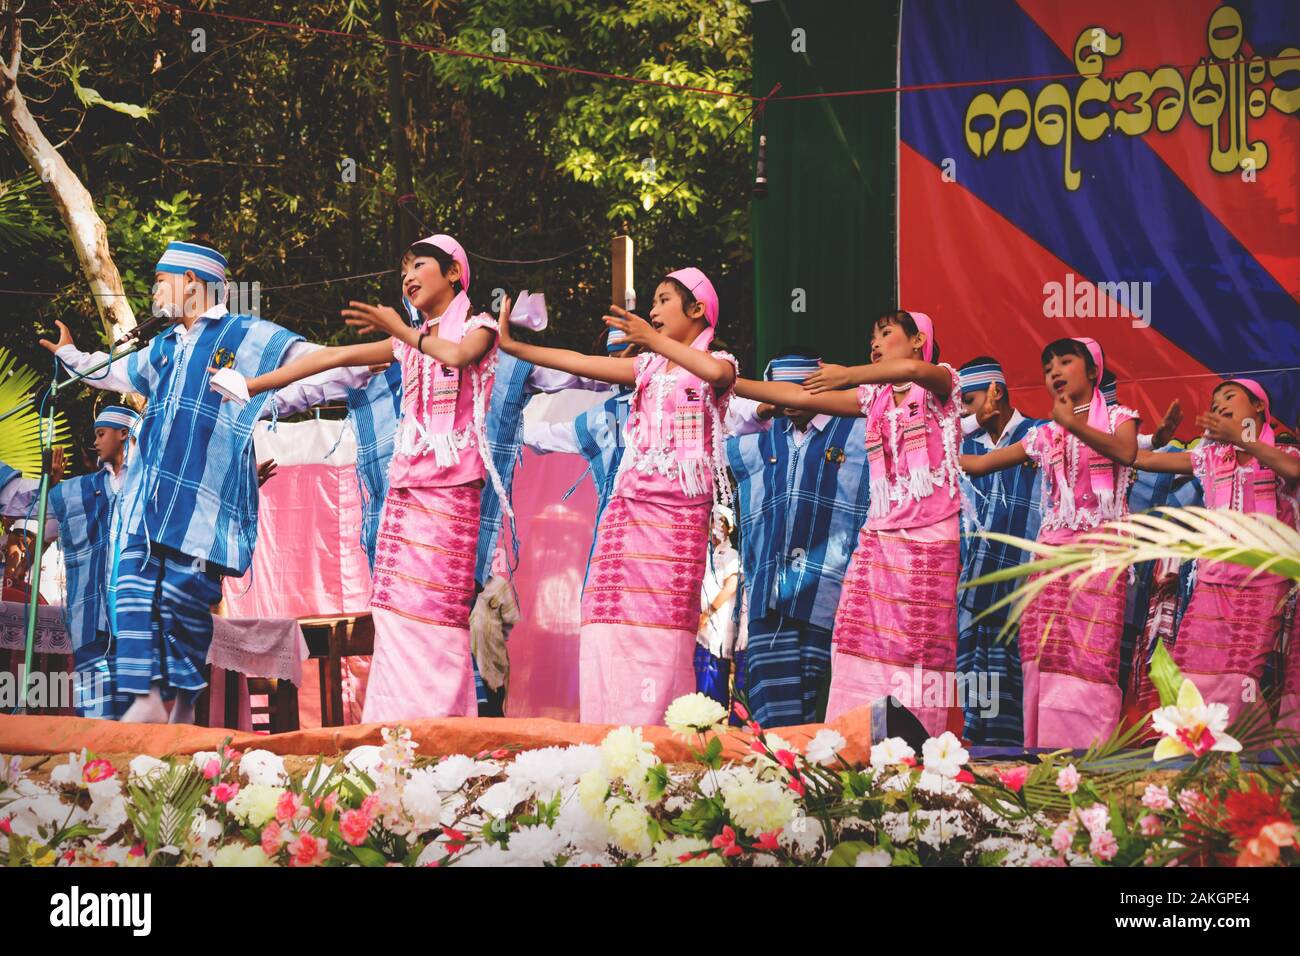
xmin=299 ymin=614 xmax=374 ymax=727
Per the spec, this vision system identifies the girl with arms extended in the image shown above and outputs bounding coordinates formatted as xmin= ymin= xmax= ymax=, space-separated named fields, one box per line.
xmin=497 ymin=268 xmax=737 ymax=725
xmin=1134 ymin=379 xmax=1300 ymax=724
xmin=223 ymin=234 xmax=501 ymax=721
xmin=736 ymin=311 xmax=964 ymax=736
xmin=961 ymin=337 xmax=1140 ymax=748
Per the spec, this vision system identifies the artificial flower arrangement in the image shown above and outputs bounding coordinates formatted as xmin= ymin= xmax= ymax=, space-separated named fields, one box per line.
xmin=1 ymin=652 xmax=1295 ymax=868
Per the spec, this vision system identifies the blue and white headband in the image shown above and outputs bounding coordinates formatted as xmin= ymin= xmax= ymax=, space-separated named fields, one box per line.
xmin=1101 ymin=377 xmax=1118 ymax=406
xmin=764 ymin=355 xmax=821 ymax=383
xmin=958 ymin=361 xmax=1005 ymax=394
xmin=94 ymin=405 xmax=140 ymax=431
xmin=155 ymin=241 xmax=228 ymax=285
xmin=607 ymin=328 xmax=629 ymax=354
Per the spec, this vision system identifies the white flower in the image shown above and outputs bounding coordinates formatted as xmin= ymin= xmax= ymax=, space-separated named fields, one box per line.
xmin=647 ymin=835 xmax=717 ymax=867
xmin=226 ymin=784 xmax=286 ymax=827
xmin=506 ymin=745 xmax=600 ymax=801
xmin=342 ymin=745 xmax=384 ymax=776
xmin=805 ymin=729 xmax=847 ymax=766
xmin=190 ymin=751 xmax=221 ymax=771
xmin=400 ymin=771 xmax=445 ymax=833
xmin=720 ymin=765 xmax=799 ymax=835
xmin=1150 ymin=679 xmax=1241 ymax=761
xmin=475 ymin=779 xmax=527 ymax=820
xmin=855 ymin=848 xmax=892 ymax=867
xmin=49 ymin=750 xmax=88 ymax=786
xmin=915 ymin=771 xmax=962 ymax=796
xmin=127 ymin=754 xmax=168 ymax=786
xmin=869 ymin=736 xmax=915 ymax=771
xmin=238 ymin=750 xmax=288 ymax=787
xmin=599 ymin=726 xmax=657 ymax=782
xmin=921 ymin=732 xmax=968 ymax=778
xmin=606 ymin=801 xmax=653 ymax=857
xmin=430 ymin=753 xmax=501 ymax=792
xmin=576 ymin=769 xmax=611 ymax=820
xmin=554 ymin=794 xmax=613 ymax=855
xmin=780 ymin=816 xmax=825 ymax=856
xmin=663 ymin=693 xmax=728 ymax=738
xmin=212 ymin=844 xmax=275 ymax=867
xmin=503 ymin=825 xmax=565 ymax=867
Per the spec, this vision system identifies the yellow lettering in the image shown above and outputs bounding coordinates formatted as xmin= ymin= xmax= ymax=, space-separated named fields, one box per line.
xmin=1075 ymin=76 xmax=1113 ymax=142
xmin=964 ymin=89 xmax=1033 ymax=157
xmin=1268 ymin=47 xmax=1300 ymax=114
xmin=1034 ymin=83 xmax=1080 ymax=191
xmin=1074 ymin=26 xmax=1124 ymax=78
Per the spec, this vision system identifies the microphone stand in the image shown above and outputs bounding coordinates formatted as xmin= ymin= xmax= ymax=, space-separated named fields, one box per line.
xmin=0 ymin=335 xmax=150 ymax=713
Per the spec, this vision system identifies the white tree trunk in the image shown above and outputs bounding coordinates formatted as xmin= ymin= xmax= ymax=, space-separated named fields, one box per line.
xmin=0 ymin=10 xmax=135 ymax=342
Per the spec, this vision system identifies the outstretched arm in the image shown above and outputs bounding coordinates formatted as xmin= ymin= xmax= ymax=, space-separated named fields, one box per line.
xmin=497 ymin=299 xmax=636 ymax=386
xmin=603 ymin=307 xmax=735 ymax=391
xmin=340 ymin=300 xmax=495 ymax=369
xmin=1134 ymin=449 xmax=1194 ymax=475
xmin=1197 ymin=411 xmax=1300 ymax=485
xmin=245 ymin=340 xmax=396 ymax=396
xmin=735 ymin=379 xmax=861 ymax=417
xmin=41 ymin=320 xmax=136 ymax=394
xmin=960 ymin=444 xmax=1031 ymax=477
xmin=804 ymin=358 xmax=952 ymax=401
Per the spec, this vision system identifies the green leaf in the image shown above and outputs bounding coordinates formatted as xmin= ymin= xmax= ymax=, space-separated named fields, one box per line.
xmin=825 ymin=840 xmax=872 ymax=867
xmin=350 ymin=846 xmax=388 ymax=867
xmin=68 ymin=65 xmax=153 ymax=120
xmin=1149 ymin=639 xmax=1185 ymax=708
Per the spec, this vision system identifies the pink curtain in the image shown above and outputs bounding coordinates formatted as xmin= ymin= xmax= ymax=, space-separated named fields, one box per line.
xmin=224 ymin=420 xmax=372 ymax=620
xmin=503 ymin=447 xmax=598 ymax=721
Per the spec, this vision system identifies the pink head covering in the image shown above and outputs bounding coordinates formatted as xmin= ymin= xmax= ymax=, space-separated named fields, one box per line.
xmin=666 ymin=267 xmax=719 ymax=328
xmin=1222 ymin=377 xmax=1276 ymax=446
xmin=414 ymin=233 xmax=471 ymax=291
xmin=903 ymin=310 xmax=935 ymax=362
xmin=1072 ymin=336 xmax=1110 ymax=432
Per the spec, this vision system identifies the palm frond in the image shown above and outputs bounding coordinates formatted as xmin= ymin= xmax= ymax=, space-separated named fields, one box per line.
xmin=963 ymin=507 xmax=1300 ymax=637
xmin=0 ymin=175 xmax=58 ymax=250
xmin=0 ymin=348 xmax=70 ymax=477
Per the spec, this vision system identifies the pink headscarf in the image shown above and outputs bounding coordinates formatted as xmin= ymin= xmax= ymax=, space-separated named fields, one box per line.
xmin=1222 ymin=378 xmax=1276 ymax=447
xmin=1072 ymin=337 xmax=1111 ymax=433
xmin=665 ymin=267 xmax=718 ymax=351
xmin=415 ymin=233 xmax=471 ymax=291
xmin=906 ymin=310 xmax=935 ymax=362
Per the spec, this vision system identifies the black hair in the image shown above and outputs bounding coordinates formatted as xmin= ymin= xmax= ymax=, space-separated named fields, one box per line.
xmin=774 ymin=344 xmax=821 ymax=361
xmin=1041 ymin=338 xmax=1097 ymax=375
xmin=1100 ymin=370 xmax=1116 ymax=388
xmin=874 ymin=310 xmax=940 ymax=363
xmin=1213 ymin=379 xmax=1271 ymax=410
xmin=655 ymin=275 xmax=701 ymax=317
xmin=402 ymin=242 xmax=464 ymax=295
xmin=959 ymin=355 xmax=999 ymax=371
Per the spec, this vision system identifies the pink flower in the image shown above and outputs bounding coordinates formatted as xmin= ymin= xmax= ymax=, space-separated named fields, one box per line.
xmin=787 ymin=775 xmax=806 ymax=797
xmin=998 ymin=767 xmax=1029 ymax=792
xmin=491 ymin=748 xmax=510 ymax=760
xmin=1056 ymin=764 xmax=1080 ymax=795
xmin=774 ymin=749 xmax=797 ymax=771
xmin=955 ymin=769 xmax=975 ymax=785
xmin=746 ymin=721 xmax=763 ymax=736
xmin=1139 ymin=815 xmax=1162 ymax=837
xmin=260 ymin=821 xmax=285 ymax=856
xmin=81 ymin=759 xmax=115 ymax=784
xmin=1051 ymin=822 xmax=1076 ymax=854
xmin=314 ymin=793 xmax=338 ymax=815
xmin=1177 ymin=789 xmax=1205 ymax=816
xmin=1089 ymin=830 xmax=1119 ymax=861
xmin=202 ymin=759 xmax=221 ymax=780
xmin=287 ymin=833 xmax=329 ymax=867
xmin=732 ymin=700 xmax=750 ymax=722
xmin=1141 ymin=784 xmax=1172 ymax=811
xmin=899 ymin=755 xmax=917 ymax=768
xmin=1031 ymin=855 xmax=1067 ymax=867
xmin=442 ymin=827 xmax=469 ymax=855
xmin=222 ymin=746 xmax=241 ymax=761
xmin=360 ymin=794 xmax=381 ymax=817
xmin=754 ymin=830 xmax=782 ymax=853
xmin=711 ymin=825 xmax=743 ymax=858
xmin=275 ymin=791 xmax=305 ymax=824
xmin=339 ymin=809 xmax=371 ymax=846
xmin=128 ymin=843 xmax=146 ymax=858
xmin=0 ymin=816 xmax=11 ymax=835
xmin=749 ymin=738 xmax=768 ymax=757
xmin=211 ymin=782 xmax=239 ymax=804
xmin=1075 ymin=804 xmax=1110 ymax=836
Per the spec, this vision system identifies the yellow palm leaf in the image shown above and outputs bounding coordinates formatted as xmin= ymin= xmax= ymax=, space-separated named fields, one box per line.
xmin=0 ymin=348 xmax=70 ymax=477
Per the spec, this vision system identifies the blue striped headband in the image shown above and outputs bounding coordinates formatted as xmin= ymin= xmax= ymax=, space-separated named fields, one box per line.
xmin=607 ymin=328 xmax=629 ymax=353
xmin=1101 ymin=378 xmax=1118 ymax=406
xmin=94 ymin=405 xmax=139 ymax=431
xmin=155 ymin=241 xmax=228 ymax=285
xmin=764 ymin=356 xmax=821 ymax=383
xmin=958 ymin=361 xmax=1005 ymax=393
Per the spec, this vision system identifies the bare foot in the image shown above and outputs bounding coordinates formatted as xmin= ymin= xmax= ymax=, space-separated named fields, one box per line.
xmin=121 ymin=687 xmax=168 ymax=723
xmin=168 ymin=692 xmax=196 ymax=726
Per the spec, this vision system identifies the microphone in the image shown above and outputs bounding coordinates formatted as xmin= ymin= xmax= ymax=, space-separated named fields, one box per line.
xmin=752 ymin=133 xmax=768 ymax=199
xmin=111 ymin=308 xmax=174 ymax=350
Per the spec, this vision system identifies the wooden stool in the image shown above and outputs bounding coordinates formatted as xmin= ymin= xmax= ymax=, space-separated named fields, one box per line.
xmin=300 ymin=614 xmax=374 ymax=727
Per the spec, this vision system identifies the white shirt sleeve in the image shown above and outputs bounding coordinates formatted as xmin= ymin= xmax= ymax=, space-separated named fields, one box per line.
xmin=1137 ymin=432 xmax=1154 ymax=451
xmin=55 ymin=344 xmax=135 ymax=394
xmin=0 ymin=476 xmax=38 ymax=517
xmin=267 ymin=342 xmax=377 ymax=417
xmin=522 ymin=419 xmax=582 ymax=455
xmin=724 ymin=397 xmax=774 ymax=437
xmin=526 ymin=366 xmax=615 ymax=395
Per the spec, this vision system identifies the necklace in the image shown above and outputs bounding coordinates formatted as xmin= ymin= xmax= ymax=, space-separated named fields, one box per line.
xmin=892 ymin=383 xmax=912 ymax=394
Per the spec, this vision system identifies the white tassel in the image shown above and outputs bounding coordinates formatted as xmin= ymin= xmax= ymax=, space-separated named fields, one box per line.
xmin=869 ymin=477 xmax=891 ymax=519
xmin=906 ymin=463 xmax=935 ymax=499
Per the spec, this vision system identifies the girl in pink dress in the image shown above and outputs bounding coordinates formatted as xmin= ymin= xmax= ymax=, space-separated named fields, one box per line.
xmin=962 ymin=337 xmax=1140 ymax=749
xmin=736 ymin=310 xmax=964 ymax=736
xmin=1134 ymin=379 xmax=1300 ymax=725
xmin=496 ymin=268 xmax=737 ymax=725
xmin=233 ymin=233 xmax=502 ymax=721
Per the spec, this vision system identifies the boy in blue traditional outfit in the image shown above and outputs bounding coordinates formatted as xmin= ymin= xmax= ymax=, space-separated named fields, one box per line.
xmin=725 ymin=351 xmax=870 ymax=728
xmin=41 ymin=241 xmax=365 ymax=724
